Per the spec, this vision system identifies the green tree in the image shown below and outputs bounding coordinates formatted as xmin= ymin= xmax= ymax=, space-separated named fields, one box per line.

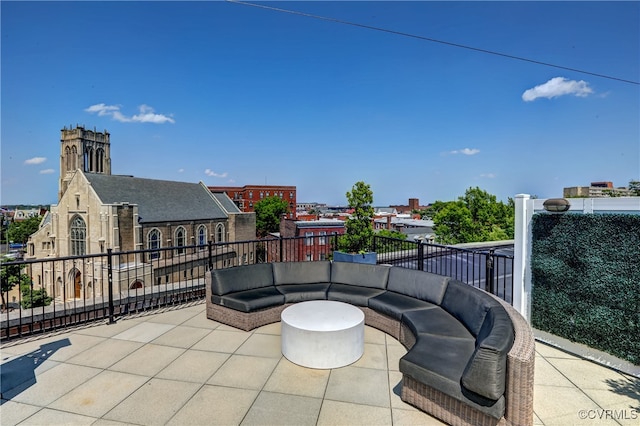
xmin=1 ymin=260 xmax=31 ymax=309
xmin=254 ymin=196 xmax=289 ymax=238
xmin=433 ymin=201 xmax=476 ymax=244
xmin=377 ymin=228 xmax=406 ymax=240
xmin=602 ymin=189 xmax=623 ymax=197
xmin=628 ymin=180 xmax=640 ymax=196
xmin=419 ymin=200 xmax=449 ymax=220
xmin=433 ymin=187 xmax=514 ymax=244
xmin=7 ymin=215 xmax=42 ymax=244
xmin=20 ymin=280 xmax=52 ymax=309
xmin=338 ymin=181 xmax=374 ymax=253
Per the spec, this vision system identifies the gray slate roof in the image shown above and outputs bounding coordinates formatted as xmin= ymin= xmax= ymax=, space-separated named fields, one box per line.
xmin=210 ymin=192 xmax=240 ymax=213
xmin=85 ymin=173 xmax=240 ymax=223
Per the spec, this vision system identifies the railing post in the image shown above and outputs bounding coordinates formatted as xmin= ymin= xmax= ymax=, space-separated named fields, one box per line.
xmin=279 ymin=236 xmax=284 ymax=262
xmin=107 ymin=248 xmax=116 ymax=324
xmin=485 ymin=249 xmax=495 ymax=294
xmin=417 ymin=242 xmax=424 ymax=271
xmin=207 ymin=240 xmax=213 ymax=270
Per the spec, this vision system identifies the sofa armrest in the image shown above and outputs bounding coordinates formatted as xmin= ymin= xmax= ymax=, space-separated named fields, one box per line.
xmin=491 ymin=295 xmax=535 ymax=426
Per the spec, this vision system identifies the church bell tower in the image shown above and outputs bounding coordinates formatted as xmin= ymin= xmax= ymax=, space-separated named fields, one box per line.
xmin=59 ymin=125 xmax=111 ymax=200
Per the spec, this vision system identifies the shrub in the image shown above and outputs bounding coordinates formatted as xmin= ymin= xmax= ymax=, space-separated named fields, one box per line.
xmin=531 ymin=213 xmax=640 ymax=364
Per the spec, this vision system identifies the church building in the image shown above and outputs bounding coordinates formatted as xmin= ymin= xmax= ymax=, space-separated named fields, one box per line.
xmin=27 ymin=126 xmax=255 ymax=300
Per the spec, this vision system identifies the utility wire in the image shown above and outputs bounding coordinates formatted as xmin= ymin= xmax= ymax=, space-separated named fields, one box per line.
xmin=227 ymin=0 xmax=639 ymax=86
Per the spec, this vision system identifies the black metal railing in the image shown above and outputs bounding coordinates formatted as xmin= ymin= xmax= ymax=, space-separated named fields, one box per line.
xmin=374 ymin=237 xmax=514 ymax=303
xmin=1 ymin=235 xmax=514 ymax=341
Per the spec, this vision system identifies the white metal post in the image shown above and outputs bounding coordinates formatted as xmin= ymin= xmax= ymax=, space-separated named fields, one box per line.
xmin=513 ymin=194 xmax=531 ymax=322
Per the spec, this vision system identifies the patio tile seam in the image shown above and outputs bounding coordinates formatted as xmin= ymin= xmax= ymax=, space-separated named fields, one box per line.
xmin=322 ymin=395 xmax=392 ymax=410
xmin=148 ymin=326 xmax=219 ymax=351
xmin=20 ymin=405 xmax=97 ymax=425
xmin=536 ymin=352 xmax=613 ymax=413
xmin=385 ymin=360 xmax=397 ymax=417
xmin=89 ymin=375 xmax=158 ymax=422
xmin=236 ymin=383 xmax=273 ymax=426
xmin=154 ymin=380 xmax=211 ymax=426
xmin=64 ymin=356 xmax=124 ymax=371
xmin=41 ymin=367 xmax=154 ymax=422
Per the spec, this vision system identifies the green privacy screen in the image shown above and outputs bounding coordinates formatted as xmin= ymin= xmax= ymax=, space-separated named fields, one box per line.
xmin=531 ymin=213 xmax=640 ymax=365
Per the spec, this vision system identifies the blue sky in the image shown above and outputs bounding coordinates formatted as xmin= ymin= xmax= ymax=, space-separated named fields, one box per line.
xmin=2 ymin=1 xmax=639 ymax=207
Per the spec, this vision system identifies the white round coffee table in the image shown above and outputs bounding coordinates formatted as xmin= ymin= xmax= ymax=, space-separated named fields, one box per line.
xmin=281 ymin=300 xmax=365 ymax=369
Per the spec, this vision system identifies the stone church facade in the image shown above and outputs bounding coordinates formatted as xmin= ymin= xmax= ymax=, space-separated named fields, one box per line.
xmin=27 ymin=126 xmax=256 ymax=300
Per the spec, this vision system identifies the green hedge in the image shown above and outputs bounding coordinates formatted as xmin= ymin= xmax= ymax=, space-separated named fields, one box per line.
xmin=531 ymin=213 xmax=640 ymax=365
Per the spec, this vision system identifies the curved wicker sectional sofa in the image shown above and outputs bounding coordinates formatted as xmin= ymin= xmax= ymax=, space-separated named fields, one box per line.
xmin=205 ymin=261 xmax=534 ymax=426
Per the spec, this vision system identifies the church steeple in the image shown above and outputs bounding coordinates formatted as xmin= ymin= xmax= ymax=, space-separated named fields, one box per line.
xmin=59 ymin=125 xmax=111 ymax=200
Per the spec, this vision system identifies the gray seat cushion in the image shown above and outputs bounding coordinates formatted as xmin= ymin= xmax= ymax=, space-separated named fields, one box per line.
xmin=402 ymin=307 xmax=474 ymax=340
xmin=211 ymin=263 xmax=274 ymax=296
xmin=330 ymin=262 xmax=390 ymax=289
xmin=327 ymin=283 xmax=386 ymax=306
xmin=386 ymin=267 xmax=450 ymax=304
xmin=215 ymin=287 xmax=285 ymax=313
xmin=276 ymin=283 xmax=330 ymax=303
xmin=440 ymin=280 xmax=501 ymax=337
xmin=400 ymin=334 xmax=505 ymax=419
xmin=272 ymin=261 xmax=331 ymax=302
xmin=272 ymin=261 xmax=331 ymax=285
xmin=368 ymin=291 xmax=437 ymax=320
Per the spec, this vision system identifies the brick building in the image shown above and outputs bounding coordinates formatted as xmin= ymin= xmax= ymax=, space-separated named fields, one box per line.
xmin=279 ymin=218 xmax=345 ymax=262
xmin=389 ymin=198 xmax=429 ymax=214
xmin=563 ymin=182 xmax=634 ymax=198
xmin=208 ymin=185 xmax=297 ymax=218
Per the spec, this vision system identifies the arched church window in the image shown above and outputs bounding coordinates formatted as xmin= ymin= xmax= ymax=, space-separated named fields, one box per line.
xmin=65 ymin=146 xmax=72 ymax=171
xmin=148 ymin=229 xmax=161 ymax=260
xmin=71 ymin=146 xmax=77 ymax=170
xmin=70 ymin=216 xmax=86 ymax=256
xmin=216 ymin=224 xmax=225 ymax=243
xmin=96 ymin=148 xmax=104 ymax=173
xmin=85 ymin=147 xmax=95 ymax=172
xmin=175 ymin=227 xmax=186 ymax=255
xmin=197 ymin=225 xmax=207 ymax=250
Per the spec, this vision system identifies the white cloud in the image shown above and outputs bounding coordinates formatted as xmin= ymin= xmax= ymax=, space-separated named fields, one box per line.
xmin=131 ymin=104 xmax=175 ymax=124
xmin=450 ymin=148 xmax=480 ymax=155
xmin=205 ymin=169 xmax=228 ymax=178
xmin=522 ymin=77 xmax=593 ymax=102
xmin=178 ymin=168 xmax=184 ymax=173
xmin=24 ymin=157 xmax=46 ymax=165
xmin=85 ymin=103 xmax=175 ymax=124
xmin=480 ymin=173 xmax=496 ymax=178
xmin=39 ymin=169 xmax=55 ymax=174
xmin=85 ymin=103 xmax=120 ymax=116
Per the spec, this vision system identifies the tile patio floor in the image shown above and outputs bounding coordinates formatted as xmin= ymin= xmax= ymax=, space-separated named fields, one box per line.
xmin=1 ymin=301 xmax=638 ymax=425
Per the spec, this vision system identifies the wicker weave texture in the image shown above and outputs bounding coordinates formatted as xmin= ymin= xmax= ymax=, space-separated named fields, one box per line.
xmin=206 ymin=303 xmax=287 ymax=331
xmin=361 ymin=307 xmax=401 ymax=340
xmin=493 ymin=295 xmax=535 ymax=426
xmin=402 ymin=375 xmax=506 ymax=426
xmin=399 ymin=322 xmax=416 ymax=349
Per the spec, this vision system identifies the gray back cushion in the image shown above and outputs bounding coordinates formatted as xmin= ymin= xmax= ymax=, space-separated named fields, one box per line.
xmin=272 ymin=261 xmax=331 ymax=285
xmin=461 ymin=306 xmax=514 ymax=400
xmin=331 ymin=262 xmax=390 ymax=289
xmin=387 ymin=268 xmax=450 ymax=304
xmin=211 ymin=263 xmax=274 ymax=296
xmin=440 ymin=280 xmax=499 ymax=336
